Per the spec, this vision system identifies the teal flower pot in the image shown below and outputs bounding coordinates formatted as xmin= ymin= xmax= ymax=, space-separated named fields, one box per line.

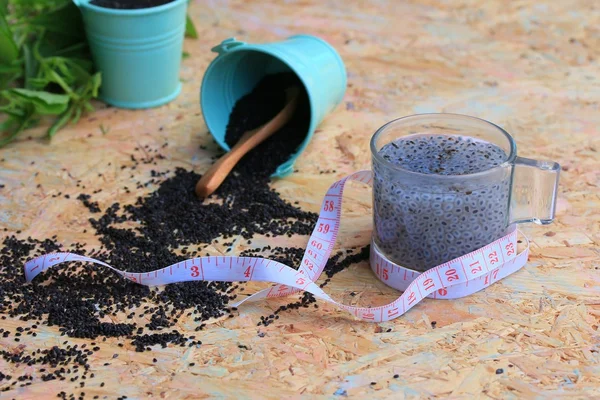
xmin=200 ymin=35 xmax=347 ymax=178
xmin=73 ymin=0 xmax=187 ymax=108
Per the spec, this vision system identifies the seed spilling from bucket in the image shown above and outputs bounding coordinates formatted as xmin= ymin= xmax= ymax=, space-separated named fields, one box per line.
xmin=373 ymin=134 xmax=510 ymax=271
xmin=224 ymin=72 xmax=310 ymax=175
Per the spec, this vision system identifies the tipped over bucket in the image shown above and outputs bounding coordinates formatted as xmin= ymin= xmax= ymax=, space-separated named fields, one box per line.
xmin=200 ymin=35 xmax=347 ymax=178
xmin=74 ymin=0 xmax=187 ymax=109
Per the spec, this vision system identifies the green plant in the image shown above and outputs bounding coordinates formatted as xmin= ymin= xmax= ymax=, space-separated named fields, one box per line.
xmin=0 ymin=0 xmax=198 ymax=147
xmin=0 ymin=0 xmax=99 ymax=146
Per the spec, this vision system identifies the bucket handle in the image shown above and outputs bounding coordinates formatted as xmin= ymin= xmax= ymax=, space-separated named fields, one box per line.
xmin=211 ymin=38 xmax=246 ymax=55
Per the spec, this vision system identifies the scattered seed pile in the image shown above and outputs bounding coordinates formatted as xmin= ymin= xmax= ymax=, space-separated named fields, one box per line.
xmin=90 ymin=0 xmax=175 ymax=9
xmin=0 ymin=73 xmax=368 ymax=396
xmin=374 ymin=134 xmax=510 ymax=271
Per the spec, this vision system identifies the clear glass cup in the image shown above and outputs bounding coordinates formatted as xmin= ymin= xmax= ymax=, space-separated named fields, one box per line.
xmin=371 ymin=113 xmax=560 ymax=272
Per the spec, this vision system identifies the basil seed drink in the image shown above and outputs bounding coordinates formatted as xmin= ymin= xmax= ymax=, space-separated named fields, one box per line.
xmin=373 ymin=134 xmax=510 ymax=272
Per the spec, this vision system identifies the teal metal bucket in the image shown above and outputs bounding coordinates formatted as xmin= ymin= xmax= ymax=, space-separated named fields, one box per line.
xmin=73 ymin=0 xmax=187 ymax=109
xmin=200 ymin=35 xmax=347 ymax=178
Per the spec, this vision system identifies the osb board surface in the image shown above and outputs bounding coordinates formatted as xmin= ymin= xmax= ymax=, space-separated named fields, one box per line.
xmin=1 ymin=0 xmax=599 ymax=399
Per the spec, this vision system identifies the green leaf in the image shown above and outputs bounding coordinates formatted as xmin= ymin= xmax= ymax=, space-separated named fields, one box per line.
xmin=83 ymin=101 xmax=94 ymax=112
xmin=0 ymin=12 xmax=18 ymax=65
xmin=9 ymin=88 xmax=70 ymax=115
xmin=185 ymin=14 xmax=198 ymax=39
xmin=0 ymin=64 xmax=21 ymax=73
xmin=48 ymin=106 xmax=73 ymax=137
xmin=0 ymin=62 xmax=21 ymax=90
xmin=53 ymin=42 xmax=88 ymax=58
xmin=23 ymin=44 xmax=38 ymax=89
xmin=74 ymin=106 xmax=83 ymax=123
xmin=91 ymin=72 xmax=101 ymax=92
xmin=29 ymin=2 xmax=88 ymax=58
xmin=0 ymin=102 xmax=27 ymax=118
xmin=182 ymin=51 xmax=190 ymax=59
xmin=31 ymin=3 xmax=84 ymax=38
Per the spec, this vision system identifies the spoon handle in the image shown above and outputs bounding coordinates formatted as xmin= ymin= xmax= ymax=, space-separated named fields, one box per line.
xmin=195 ymin=89 xmax=299 ymax=198
xmin=194 ymin=129 xmax=258 ymax=197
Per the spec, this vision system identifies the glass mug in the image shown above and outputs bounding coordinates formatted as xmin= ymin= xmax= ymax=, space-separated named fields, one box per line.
xmin=371 ymin=113 xmax=560 ymax=272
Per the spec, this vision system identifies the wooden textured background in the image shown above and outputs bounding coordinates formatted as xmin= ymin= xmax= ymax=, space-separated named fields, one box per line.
xmin=1 ymin=0 xmax=599 ymax=398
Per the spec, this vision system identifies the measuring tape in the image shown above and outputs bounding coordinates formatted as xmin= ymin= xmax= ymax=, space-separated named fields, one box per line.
xmin=24 ymin=171 xmax=529 ymax=322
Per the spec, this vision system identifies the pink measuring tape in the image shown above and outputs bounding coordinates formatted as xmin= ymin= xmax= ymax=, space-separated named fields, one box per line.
xmin=24 ymin=171 xmax=529 ymax=322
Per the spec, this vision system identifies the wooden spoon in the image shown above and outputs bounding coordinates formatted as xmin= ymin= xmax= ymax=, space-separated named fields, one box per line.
xmin=195 ymin=86 xmax=300 ymax=198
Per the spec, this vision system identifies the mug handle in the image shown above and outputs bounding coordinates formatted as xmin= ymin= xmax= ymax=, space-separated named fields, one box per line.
xmin=509 ymin=156 xmax=560 ymax=225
